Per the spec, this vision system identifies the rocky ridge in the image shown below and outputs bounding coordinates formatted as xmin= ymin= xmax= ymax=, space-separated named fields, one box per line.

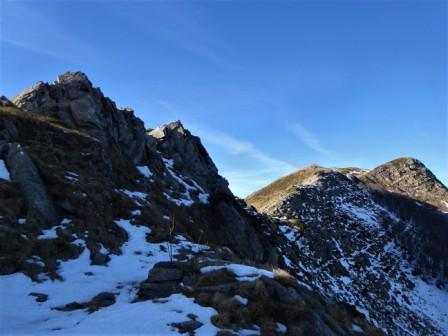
xmin=247 ymin=163 xmax=448 ymax=335
xmin=0 ymin=72 xmax=380 ymax=335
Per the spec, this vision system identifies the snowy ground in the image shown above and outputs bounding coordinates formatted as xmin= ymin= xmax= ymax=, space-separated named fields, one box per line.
xmin=0 ymin=219 xmax=219 ymax=335
xmin=277 ymin=198 xmax=448 ymax=336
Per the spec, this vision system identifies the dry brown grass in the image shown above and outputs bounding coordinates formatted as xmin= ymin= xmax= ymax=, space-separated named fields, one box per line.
xmin=245 ymin=164 xmax=368 ymax=214
xmin=0 ymin=106 xmax=96 ymax=141
xmin=0 ymin=105 xmax=137 ymax=275
xmin=245 ymin=165 xmax=329 ymax=213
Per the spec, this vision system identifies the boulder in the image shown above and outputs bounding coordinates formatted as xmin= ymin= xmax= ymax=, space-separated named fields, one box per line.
xmin=147 ymin=267 xmax=184 ymax=283
xmin=170 ymin=320 xmax=203 ymax=333
xmin=54 ymin=291 xmax=116 ymax=312
xmin=5 ymin=143 xmax=58 ymax=226
xmin=54 ymin=301 xmax=85 ymax=312
xmin=137 ymin=282 xmax=181 ymax=300
xmin=91 ymin=251 xmax=110 ymax=266
xmin=87 ymin=292 xmax=116 ymax=311
xmin=29 ymin=292 xmax=48 ymax=303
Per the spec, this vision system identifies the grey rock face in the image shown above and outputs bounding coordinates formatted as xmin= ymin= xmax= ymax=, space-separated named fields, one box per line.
xmin=215 ymin=201 xmax=265 ymax=261
xmin=12 ymin=71 xmax=150 ymax=164
xmin=149 ymin=120 xmax=272 ymax=262
xmin=5 ymin=143 xmax=58 ymax=226
xmin=149 ymin=121 xmax=230 ymax=195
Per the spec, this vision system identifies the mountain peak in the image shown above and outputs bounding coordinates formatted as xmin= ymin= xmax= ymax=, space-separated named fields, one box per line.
xmin=56 ymin=71 xmax=92 ymax=86
xmin=381 ymin=156 xmax=425 ymax=170
xmin=149 ymin=120 xmax=230 ymax=196
xmin=10 ymin=71 xmax=149 ymax=164
xmin=359 ymin=157 xmax=448 ymax=211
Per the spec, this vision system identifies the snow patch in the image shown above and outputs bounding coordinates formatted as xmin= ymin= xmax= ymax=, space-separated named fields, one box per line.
xmin=64 ymin=171 xmax=79 ymax=182
xmin=136 ymin=165 xmax=153 ymax=178
xmin=337 ymin=203 xmax=380 ymax=228
xmin=276 ymin=322 xmax=287 ymax=333
xmin=352 ymin=323 xmax=363 ymax=333
xmin=37 ymin=219 xmax=72 ymax=240
xmin=130 ymin=209 xmax=141 ymax=216
xmin=162 ymin=157 xmax=209 ymax=206
xmin=233 ymin=295 xmax=248 ymax=305
xmin=0 ymin=159 xmax=10 ymax=181
xmin=201 ymin=263 xmax=274 ymax=282
xmin=116 ymin=189 xmax=148 ymax=207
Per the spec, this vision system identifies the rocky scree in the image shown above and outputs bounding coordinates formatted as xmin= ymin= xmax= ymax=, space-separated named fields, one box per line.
xmin=247 ymin=164 xmax=448 ymax=336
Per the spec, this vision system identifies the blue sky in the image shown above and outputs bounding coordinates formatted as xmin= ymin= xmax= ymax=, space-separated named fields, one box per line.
xmin=1 ymin=0 xmax=446 ymax=197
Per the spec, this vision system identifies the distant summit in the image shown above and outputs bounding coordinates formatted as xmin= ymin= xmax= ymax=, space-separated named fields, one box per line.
xmin=358 ymin=157 xmax=448 ymax=212
xmin=246 ymin=158 xmax=448 ymax=335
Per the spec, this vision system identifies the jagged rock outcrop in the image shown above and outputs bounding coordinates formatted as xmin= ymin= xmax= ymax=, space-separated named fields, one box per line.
xmin=358 ymin=157 xmax=448 ymax=212
xmin=247 ymin=163 xmax=448 ymax=336
xmin=150 ymin=120 xmax=272 ymax=263
xmin=150 ymin=121 xmax=230 ymax=196
xmin=12 ymin=71 xmax=151 ymax=164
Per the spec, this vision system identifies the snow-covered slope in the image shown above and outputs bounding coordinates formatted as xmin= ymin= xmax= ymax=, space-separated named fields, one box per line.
xmin=248 ymin=167 xmax=448 ymax=335
xmin=1 ymin=219 xmax=219 ymax=335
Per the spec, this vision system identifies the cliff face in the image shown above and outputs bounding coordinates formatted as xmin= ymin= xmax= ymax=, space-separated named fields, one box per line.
xmin=1 ymin=72 xmax=383 ymax=336
xmin=247 ymin=162 xmax=448 ymax=336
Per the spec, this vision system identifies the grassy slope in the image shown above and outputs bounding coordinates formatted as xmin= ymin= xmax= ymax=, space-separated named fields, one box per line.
xmin=245 ymin=165 xmax=330 ymax=213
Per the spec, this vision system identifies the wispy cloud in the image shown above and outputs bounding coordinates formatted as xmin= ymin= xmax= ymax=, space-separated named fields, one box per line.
xmin=1 ymin=2 xmax=99 ymax=63
xmin=221 ymin=170 xmax=276 ymax=198
xmin=197 ymin=128 xmax=295 ymax=174
xmin=287 ymin=122 xmax=330 ymax=155
xmin=190 ymin=126 xmax=296 ymax=197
